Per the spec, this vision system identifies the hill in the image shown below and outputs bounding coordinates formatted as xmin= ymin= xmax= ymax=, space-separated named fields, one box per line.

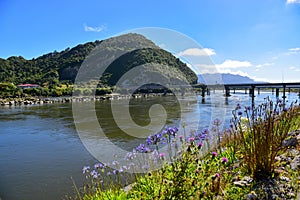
xmin=0 ymin=33 xmax=197 ymax=90
xmin=197 ymin=73 xmax=265 ymax=84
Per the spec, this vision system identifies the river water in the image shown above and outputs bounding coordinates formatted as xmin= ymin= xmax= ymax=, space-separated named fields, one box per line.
xmin=0 ymin=91 xmax=299 ymax=200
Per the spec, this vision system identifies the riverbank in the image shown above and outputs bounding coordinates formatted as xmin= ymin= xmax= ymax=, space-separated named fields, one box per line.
xmin=74 ymin=100 xmax=300 ymax=200
xmin=0 ymin=93 xmax=172 ymax=106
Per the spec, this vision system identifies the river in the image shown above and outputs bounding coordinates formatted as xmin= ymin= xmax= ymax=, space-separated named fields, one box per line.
xmin=0 ymin=91 xmax=299 ymax=200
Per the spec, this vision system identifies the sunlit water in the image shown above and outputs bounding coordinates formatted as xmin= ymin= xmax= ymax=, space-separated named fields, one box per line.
xmin=0 ymin=91 xmax=299 ymax=199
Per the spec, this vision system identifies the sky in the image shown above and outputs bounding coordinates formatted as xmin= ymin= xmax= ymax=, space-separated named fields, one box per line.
xmin=1 ymin=0 xmax=300 ymax=82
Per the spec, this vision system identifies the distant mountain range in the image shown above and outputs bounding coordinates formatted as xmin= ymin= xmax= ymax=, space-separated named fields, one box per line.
xmin=198 ymin=73 xmax=267 ymax=84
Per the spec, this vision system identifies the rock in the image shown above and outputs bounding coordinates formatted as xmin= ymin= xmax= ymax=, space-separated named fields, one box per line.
xmin=242 ymin=176 xmax=253 ymax=183
xmin=282 ymin=138 xmax=298 ymax=148
xmin=233 ymin=180 xmax=249 ymax=187
xmin=290 ymin=155 xmax=300 ymax=170
xmin=279 ymin=176 xmax=290 ymax=182
xmin=245 ymin=191 xmax=257 ymax=200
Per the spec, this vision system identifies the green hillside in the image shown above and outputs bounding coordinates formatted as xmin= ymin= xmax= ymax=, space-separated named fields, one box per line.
xmin=0 ymin=33 xmax=197 ymax=97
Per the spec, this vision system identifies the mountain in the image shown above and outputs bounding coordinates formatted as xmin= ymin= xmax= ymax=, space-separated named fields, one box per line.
xmin=197 ymin=73 xmax=265 ymax=84
xmin=0 ymin=33 xmax=197 ymax=88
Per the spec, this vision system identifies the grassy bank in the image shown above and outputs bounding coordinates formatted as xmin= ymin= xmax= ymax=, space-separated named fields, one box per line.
xmin=72 ymin=99 xmax=300 ymax=200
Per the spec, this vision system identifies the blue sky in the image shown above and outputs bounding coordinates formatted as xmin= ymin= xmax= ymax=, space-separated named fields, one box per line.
xmin=1 ymin=0 xmax=300 ymax=82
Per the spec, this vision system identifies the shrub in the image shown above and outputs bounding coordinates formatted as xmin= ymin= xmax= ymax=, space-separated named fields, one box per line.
xmin=230 ymin=98 xmax=300 ymax=179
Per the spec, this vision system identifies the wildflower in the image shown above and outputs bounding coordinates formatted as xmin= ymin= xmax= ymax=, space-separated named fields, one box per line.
xmin=159 ymin=152 xmax=165 ymax=160
xmin=245 ymin=106 xmax=251 ymax=111
xmin=221 ymin=157 xmax=228 ymax=163
xmin=198 ymin=142 xmax=203 ymax=149
xmin=213 ymin=118 xmax=221 ymax=126
xmin=94 ymin=163 xmax=103 ymax=169
xmin=112 ymin=160 xmax=119 ymax=166
xmin=195 ymin=169 xmax=199 ymax=174
xmin=238 ymin=111 xmax=243 ymax=116
xmin=212 ymin=151 xmax=218 ymax=158
xmin=113 ymin=169 xmax=119 ymax=174
xmin=90 ymin=170 xmax=98 ymax=178
xmin=82 ymin=166 xmax=90 ymax=174
xmin=179 ymin=135 xmax=183 ymax=142
xmin=283 ymin=107 xmax=288 ymax=112
xmin=125 ymin=151 xmax=136 ymax=161
xmin=136 ymin=143 xmax=151 ymax=153
xmin=236 ymin=103 xmax=241 ymax=110
xmin=215 ymin=173 xmax=220 ymax=178
xmin=188 ymin=137 xmax=195 ymax=142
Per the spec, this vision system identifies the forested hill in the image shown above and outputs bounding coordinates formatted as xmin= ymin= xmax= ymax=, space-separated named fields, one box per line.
xmin=0 ymin=33 xmax=197 ymax=87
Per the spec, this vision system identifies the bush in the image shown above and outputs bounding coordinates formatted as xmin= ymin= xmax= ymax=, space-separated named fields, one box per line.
xmin=230 ymin=99 xmax=300 ymax=179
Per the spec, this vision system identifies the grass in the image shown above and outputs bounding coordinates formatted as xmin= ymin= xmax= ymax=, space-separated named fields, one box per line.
xmin=70 ymin=99 xmax=300 ymax=200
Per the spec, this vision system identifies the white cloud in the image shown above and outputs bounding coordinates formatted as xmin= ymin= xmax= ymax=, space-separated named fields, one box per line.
xmin=194 ymin=59 xmax=252 ymax=74
xmin=289 ymin=66 xmax=300 ymax=71
xmin=256 ymin=62 xmax=273 ymax=68
xmin=284 ymin=47 xmax=300 ymax=55
xmin=287 ymin=0 xmax=300 ymax=4
xmin=84 ymin=24 xmax=106 ymax=32
xmin=217 ymin=59 xmax=252 ymax=69
xmin=178 ymin=48 xmax=216 ymax=57
xmin=288 ymin=47 xmax=300 ymax=51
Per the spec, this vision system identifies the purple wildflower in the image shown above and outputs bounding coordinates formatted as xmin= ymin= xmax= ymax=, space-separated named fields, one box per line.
xmin=90 ymin=170 xmax=98 ymax=178
xmin=94 ymin=163 xmax=103 ymax=169
xmin=136 ymin=143 xmax=151 ymax=153
xmin=213 ymin=118 xmax=221 ymax=126
xmin=221 ymin=157 xmax=229 ymax=163
xmin=188 ymin=137 xmax=195 ymax=142
xmin=198 ymin=142 xmax=203 ymax=149
xmin=179 ymin=135 xmax=184 ymax=142
xmin=159 ymin=152 xmax=165 ymax=160
xmin=82 ymin=166 xmax=90 ymax=174
xmin=238 ymin=111 xmax=243 ymax=116
xmin=215 ymin=173 xmax=220 ymax=178
xmin=212 ymin=151 xmax=218 ymax=157
xmin=195 ymin=169 xmax=199 ymax=174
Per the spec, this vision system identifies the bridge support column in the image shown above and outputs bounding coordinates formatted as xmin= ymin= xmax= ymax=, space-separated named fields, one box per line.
xmin=201 ymin=88 xmax=206 ymax=98
xmin=245 ymin=89 xmax=247 ymax=94
xmin=272 ymin=88 xmax=274 ymax=94
xmin=282 ymin=84 xmax=286 ymax=100
xmin=225 ymin=87 xmax=230 ymax=97
xmin=257 ymin=88 xmax=260 ymax=95
xmin=233 ymin=89 xmax=236 ymax=94
xmin=276 ymin=88 xmax=279 ymax=98
xmin=206 ymin=88 xmax=210 ymax=96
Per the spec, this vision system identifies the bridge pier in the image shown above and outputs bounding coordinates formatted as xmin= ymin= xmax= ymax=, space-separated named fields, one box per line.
xmin=233 ymin=89 xmax=236 ymax=94
xmin=282 ymin=84 xmax=286 ymax=101
xmin=272 ymin=88 xmax=274 ymax=94
xmin=245 ymin=88 xmax=247 ymax=94
xmin=257 ymin=88 xmax=260 ymax=95
xmin=275 ymin=88 xmax=279 ymax=98
xmin=225 ymin=87 xmax=231 ymax=97
xmin=206 ymin=88 xmax=210 ymax=96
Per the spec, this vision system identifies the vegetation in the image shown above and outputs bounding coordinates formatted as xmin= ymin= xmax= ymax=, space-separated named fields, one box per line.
xmin=71 ymin=99 xmax=300 ymax=199
xmin=0 ymin=33 xmax=197 ymax=98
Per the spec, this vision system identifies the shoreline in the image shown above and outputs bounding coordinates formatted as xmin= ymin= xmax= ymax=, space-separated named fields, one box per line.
xmin=0 ymin=93 xmax=177 ymax=106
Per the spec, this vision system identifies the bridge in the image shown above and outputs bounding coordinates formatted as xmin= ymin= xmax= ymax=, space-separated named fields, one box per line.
xmin=194 ymin=82 xmax=300 ymax=104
